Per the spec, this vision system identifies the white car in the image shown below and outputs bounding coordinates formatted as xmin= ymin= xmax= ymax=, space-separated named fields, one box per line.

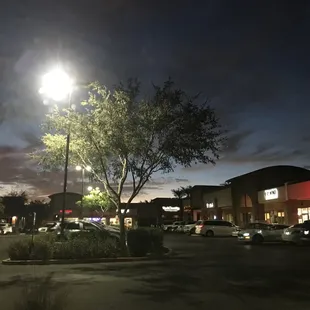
xmin=282 ymin=222 xmax=310 ymax=244
xmin=0 ymin=223 xmax=13 ymax=235
xmin=38 ymin=222 xmax=59 ymax=233
xmin=238 ymin=223 xmax=289 ymax=244
xmin=195 ymin=220 xmax=238 ymax=237
xmin=183 ymin=221 xmax=197 ymax=235
xmin=163 ymin=221 xmax=185 ymax=232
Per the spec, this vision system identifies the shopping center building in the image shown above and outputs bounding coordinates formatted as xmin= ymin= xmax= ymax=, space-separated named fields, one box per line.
xmin=46 ymin=165 xmax=310 ymax=228
xmin=197 ymin=165 xmax=310 ymax=226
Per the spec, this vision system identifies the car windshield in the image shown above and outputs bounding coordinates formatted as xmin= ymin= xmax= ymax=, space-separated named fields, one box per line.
xmin=246 ymin=223 xmax=270 ymax=230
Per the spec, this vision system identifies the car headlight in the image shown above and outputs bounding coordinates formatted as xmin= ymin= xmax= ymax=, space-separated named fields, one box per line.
xmin=243 ymin=232 xmax=250 ymax=236
xmin=304 ymin=230 xmax=309 ymax=235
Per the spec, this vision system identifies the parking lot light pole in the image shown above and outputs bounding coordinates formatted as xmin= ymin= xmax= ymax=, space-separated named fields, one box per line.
xmin=39 ymin=67 xmax=74 ymax=236
xmin=76 ymin=165 xmax=91 ymax=217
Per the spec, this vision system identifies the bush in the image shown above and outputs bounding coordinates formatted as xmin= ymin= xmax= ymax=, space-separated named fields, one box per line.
xmin=8 ymin=239 xmax=31 ymax=260
xmin=127 ymin=228 xmax=164 ymax=257
xmin=8 ymin=232 xmax=120 ymax=261
xmin=53 ymin=237 xmax=119 ymax=259
xmin=149 ymin=228 xmax=164 ymax=254
xmin=127 ymin=228 xmax=151 ymax=257
xmin=30 ymin=240 xmax=53 ymax=261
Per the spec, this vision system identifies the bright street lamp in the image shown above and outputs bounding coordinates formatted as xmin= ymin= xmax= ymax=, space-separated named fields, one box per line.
xmin=87 ymin=186 xmax=93 ymax=192
xmin=39 ymin=67 xmax=73 ymax=101
xmin=39 ymin=66 xmax=74 ymax=236
xmin=76 ymin=164 xmax=92 ymax=196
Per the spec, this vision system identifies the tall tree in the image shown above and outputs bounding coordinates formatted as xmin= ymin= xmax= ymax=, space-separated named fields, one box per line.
xmin=32 ymin=79 xmax=225 ymax=249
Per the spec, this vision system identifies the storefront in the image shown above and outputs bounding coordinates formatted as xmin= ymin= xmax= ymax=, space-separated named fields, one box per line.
xmin=287 ymin=180 xmax=310 ymax=224
xmin=201 ymin=187 xmax=234 ymax=222
xmin=258 ymin=186 xmax=288 ymax=224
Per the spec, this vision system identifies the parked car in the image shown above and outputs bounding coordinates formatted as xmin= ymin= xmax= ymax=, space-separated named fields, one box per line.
xmin=238 ymin=222 xmax=289 ymax=244
xmin=38 ymin=222 xmax=59 ymax=233
xmin=163 ymin=221 xmax=185 ymax=232
xmin=61 ymin=220 xmax=120 ymax=240
xmin=195 ymin=220 xmax=238 ymax=237
xmin=282 ymin=221 xmax=310 ymax=245
xmin=0 ymin=223 xmax=13 ymax=235
xmin=231 ymin=226 xmax=241 ymax=237
xmin=183 ymin=221 xmax=198 ymax=235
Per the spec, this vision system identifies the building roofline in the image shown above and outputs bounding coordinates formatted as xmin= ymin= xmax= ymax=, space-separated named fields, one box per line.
xmin=48 ymin=192 xmax=83 ymax=198
xmin=225 ymin=165 xmax=310 ymax=183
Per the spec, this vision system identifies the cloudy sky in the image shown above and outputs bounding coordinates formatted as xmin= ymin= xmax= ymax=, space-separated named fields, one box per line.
xmin=0 ymin=0 xmax=309 ymax=201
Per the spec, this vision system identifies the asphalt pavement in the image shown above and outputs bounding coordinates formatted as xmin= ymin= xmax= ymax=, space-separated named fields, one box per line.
xmin=0 ymin=234 xmax=310 ymax=310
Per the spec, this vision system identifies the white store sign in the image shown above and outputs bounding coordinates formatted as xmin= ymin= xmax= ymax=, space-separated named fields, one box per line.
xmin=162 ymin=206 xmax=180 ymax=212
xmin=264 ymin=188 xmax=278 ymax=200
xmin=206 ymin=202 xmax=214 ymax=208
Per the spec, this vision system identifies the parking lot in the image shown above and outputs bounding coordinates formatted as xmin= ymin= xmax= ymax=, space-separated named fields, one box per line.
xmin=0 ymin=233 xmax=310 ymax=310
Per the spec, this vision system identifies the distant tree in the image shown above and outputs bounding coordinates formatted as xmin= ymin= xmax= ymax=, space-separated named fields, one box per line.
xmin=181 ymin=186 xmax=193 ymax=199
xmin=0 ymin=198 xmax=4 ymax=215
xmin=171 ymin=186 xmax=192 ymax=200
xmin=32 ymin=79 xmax=225 ymax=249
xmin=7 ymin=190 xmax=29 ymax=203
xmin=77 ymin=188 xmax=114 ymax=217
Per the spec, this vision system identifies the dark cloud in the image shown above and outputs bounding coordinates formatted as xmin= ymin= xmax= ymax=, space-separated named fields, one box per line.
xmin=224 ymin=130 xmax=253 ymax=154
xmin=0 ymin=147 xmax=182 ymax=200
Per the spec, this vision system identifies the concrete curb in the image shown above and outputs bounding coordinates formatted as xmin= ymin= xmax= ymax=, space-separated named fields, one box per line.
xmin=2 ymin=247 xmax=173 ymax=265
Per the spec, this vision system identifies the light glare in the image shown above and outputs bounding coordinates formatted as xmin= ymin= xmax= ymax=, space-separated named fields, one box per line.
xmin=76 ymin=166 xmax=82 ymax=171
xmin=40 ymin=67 xmax=73 ymax=101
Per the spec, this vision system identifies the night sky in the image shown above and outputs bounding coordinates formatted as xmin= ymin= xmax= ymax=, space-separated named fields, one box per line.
xmin=0 ymin=0 xmax=309 ymax=200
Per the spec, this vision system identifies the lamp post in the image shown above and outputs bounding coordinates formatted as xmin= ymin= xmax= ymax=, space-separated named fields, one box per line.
xmin=39 ymin=67 xmax=74 ymax=236
xmin=76 ymin=165 xmax=91 ymax=214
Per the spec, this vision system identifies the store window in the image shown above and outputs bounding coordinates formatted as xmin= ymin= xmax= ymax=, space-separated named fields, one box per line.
xmin=266 ymin=210 xmax=285 ymax=224
xmin=298 ymin=207 xmax=310 ymax=223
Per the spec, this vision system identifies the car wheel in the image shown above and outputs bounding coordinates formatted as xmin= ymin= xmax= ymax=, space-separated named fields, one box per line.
xmin=205 ymin=230 xmax=214 ymax=237
xmin=252 ymin=234 xmax=264 ymax=244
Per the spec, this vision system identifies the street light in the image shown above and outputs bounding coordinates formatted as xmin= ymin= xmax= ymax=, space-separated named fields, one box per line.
xmin=87 ymin=186 xmax=93 ymax=192
xmin=39 ymin=66 xmax=74 ymax=236
xmin=76 ymin=165 xmax=92 ymax=215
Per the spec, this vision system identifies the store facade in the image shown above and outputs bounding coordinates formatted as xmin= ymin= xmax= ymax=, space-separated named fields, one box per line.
xmin=258 ymin=186 xmax=288 ymax=224
xmin=201 ymin=187 xmax=234 ymax=222
xmin=226 ymin=165 xmax=310 ymax=226
xmin=257 ymin=180 xmax=310 ymax=225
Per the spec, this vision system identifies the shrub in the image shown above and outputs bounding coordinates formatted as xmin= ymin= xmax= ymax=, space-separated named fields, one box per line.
xmin=53 ymin=235 xmax=119 ymax=259
xmin=8 ymin=239 xmax=31 ymax=260
xmin=8 ymin=232 xmax=120 ymax=261
xmin=68 ymin=230 xmax=110 ymax=241
xmin=127 ymin=228 xmax=151 ymax=257
xmin=30 ymin=240 xmax=53 ymax=261
xmin=35 ymin=232 xmax=58 ymax=244
xmin=149 ymin=228 xmax=164 ymax=253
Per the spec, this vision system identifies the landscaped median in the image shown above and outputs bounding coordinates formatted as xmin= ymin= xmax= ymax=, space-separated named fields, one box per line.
xmin=2 ymin=227 xmax=172 ymax=265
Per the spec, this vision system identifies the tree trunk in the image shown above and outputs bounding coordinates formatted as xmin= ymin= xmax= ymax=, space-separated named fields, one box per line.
xmin=119 ymin=213 xmax=127 ymax=255
xmin=179 ymin=198 xmax=183 ymax=221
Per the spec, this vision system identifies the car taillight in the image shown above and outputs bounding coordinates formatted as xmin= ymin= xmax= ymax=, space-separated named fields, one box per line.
xmin=198 ymin=225 xmax=204 ymax=228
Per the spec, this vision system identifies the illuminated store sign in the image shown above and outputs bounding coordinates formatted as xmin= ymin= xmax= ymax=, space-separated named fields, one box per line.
xmin=264 ymin=188 xmax=278 ymax=200
xmin=206 ymin=203 xmax=214 ymax=208
xmin=162 ymin=206 xmax=180 ymax=212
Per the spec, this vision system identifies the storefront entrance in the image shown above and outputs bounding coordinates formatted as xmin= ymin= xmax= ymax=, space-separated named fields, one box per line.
xmin=264 ymin=211 xmax=285 ymax=224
